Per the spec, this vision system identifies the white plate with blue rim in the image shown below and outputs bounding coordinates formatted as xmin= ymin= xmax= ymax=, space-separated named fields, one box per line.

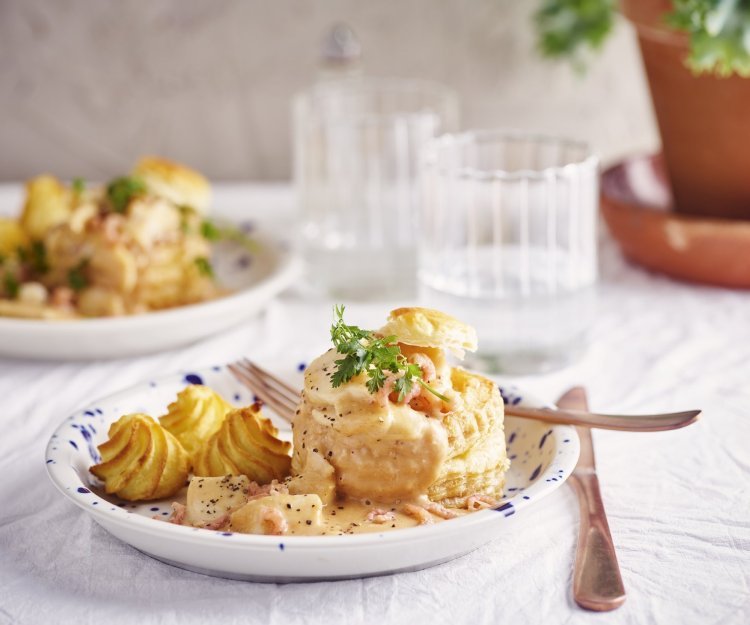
xmin=45 ymin=363 xmax=580 ymax=582
xmin=0 ymin=226 xmax=300 ymax=360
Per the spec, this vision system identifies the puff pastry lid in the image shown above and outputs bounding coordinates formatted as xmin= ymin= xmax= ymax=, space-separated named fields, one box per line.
xmin=378 ymin=307 xmax=478 ymax=358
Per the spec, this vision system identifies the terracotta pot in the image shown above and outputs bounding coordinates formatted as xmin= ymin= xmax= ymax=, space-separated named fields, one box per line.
xmin=622 ymin=0 xmax=750 ymax=220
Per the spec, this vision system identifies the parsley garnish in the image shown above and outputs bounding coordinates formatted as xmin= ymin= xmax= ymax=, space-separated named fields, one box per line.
xmin=67 ymin=259 xmax=89 ymax=292
xmin=177 ymin=205 xmax=195 ymax=234
xmin=72 ymin=178 xmax=86 ymax=195
xmin=329 ymin=305 xmax=447 ymax=402
xmin=106 ymin=176 xmax=146 ymax=213
xmin=17 ymin=241 xmax=49 ymax=274
xmin=3 ymin=272 xmax=19 ymax=299
xmin=194 ymin=256 xmax=214 ymax=278
xmin=30 ymin=241 xmax=49 ymax=274
xmin=200 ymin=220 xmax=221 ymax=241
xmin=198 ymin=218 xmax=258 ymax=253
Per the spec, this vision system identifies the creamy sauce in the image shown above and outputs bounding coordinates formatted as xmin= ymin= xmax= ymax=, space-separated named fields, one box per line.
xmin=165 ymin=485 xmax=468 ymax=536
xmin=283 ymin=498 xmax=466 ymax=536
xmin=158 ymin=335 xmax=504 ymax=537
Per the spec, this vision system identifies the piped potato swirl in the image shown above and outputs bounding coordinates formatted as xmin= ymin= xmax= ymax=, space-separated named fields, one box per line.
xmin=90 ymin=413 xmax=190 ymax=501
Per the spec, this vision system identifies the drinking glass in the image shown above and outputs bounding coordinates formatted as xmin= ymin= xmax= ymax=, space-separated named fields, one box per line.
xmin=294 ymin=78 xmax=458 ymax=299
xmin=418 ymin=130 xmax=599 ymax=373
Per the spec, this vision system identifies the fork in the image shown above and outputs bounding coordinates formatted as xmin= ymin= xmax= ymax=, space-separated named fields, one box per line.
xmin=228 ymin=359 xmax=702 ymax=432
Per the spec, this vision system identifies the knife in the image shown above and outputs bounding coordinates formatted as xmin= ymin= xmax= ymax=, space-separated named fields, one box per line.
xmin=557 ymin=386 xmax=626 ymax=611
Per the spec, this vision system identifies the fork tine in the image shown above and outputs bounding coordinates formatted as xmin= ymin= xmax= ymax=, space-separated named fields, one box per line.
xmin=228 ymin=361 xmax=300 ymax=422
xmin=242 ymin=359 xmax=301 ymax=400
xmin=229 ymin=362 xmax=299 ymax=409
xmin=228 ymin=364 xmax=296 ymax=421
xmin=240 ymin=361 xmax=301 ymax=409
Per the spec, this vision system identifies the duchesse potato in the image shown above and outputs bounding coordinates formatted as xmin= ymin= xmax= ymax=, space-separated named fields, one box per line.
xmin=90 ymin=413 xmax=190 ymax=501
xmin=159 ymin=385 xmax=233 ymax=459
xmin=192 ymin=405 xmax=292 ymax=482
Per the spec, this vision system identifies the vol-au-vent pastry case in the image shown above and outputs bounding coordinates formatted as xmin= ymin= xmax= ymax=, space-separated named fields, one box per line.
xmin=85 ymin=307 xmax=512 ymax=536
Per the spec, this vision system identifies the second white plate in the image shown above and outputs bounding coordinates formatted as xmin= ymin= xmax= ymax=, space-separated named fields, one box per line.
xmin=0 ymin=231 xmax=299 ymax=360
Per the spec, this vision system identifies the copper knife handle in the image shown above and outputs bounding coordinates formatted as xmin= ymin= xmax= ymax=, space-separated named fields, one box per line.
xmin=557 ymin=387 xmax=626 ymax=611
xmin=569 ymin=464 xmax=626 ymax=610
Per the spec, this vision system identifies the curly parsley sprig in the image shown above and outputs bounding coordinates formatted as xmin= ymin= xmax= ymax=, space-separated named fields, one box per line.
xmin=329 ymin=305 xmax=448 ymax=402
xmin=106 ymin=176 xmax=146 ymax=214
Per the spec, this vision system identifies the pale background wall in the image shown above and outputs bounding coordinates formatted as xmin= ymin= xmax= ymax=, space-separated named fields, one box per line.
xmin=0 ymin=0 xmax=659 ymax=181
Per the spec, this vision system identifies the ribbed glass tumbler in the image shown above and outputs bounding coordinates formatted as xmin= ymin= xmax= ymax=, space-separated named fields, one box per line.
xmin=294 ymin=78 xmax=458 ymax=299
xmin=418 ymin=131 xmax=599 ymax=373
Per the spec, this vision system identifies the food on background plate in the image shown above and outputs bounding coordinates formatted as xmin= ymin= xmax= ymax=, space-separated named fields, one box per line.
xmin=0 ymin=156 xmax=244 ymax=320
xmin=88 ymin=307 xmax=510 ymax=534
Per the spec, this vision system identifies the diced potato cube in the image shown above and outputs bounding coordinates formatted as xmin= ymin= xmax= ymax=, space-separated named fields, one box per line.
xmin=89 ymin=244 xmax=137 ymax=292
xmin=186 ymin=475 xmax=250 ymax=528
xmin=0 ymin=218 xmax=28 ymax=257
xmin=230 ymin=494 xmax=323 ymax=535
xmin=20 ymin=176 xmax=71 ymax=240
xmin=287 ymin=452 xmax=336 ymax=505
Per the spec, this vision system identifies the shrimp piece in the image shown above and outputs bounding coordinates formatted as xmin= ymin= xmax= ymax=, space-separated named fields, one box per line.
xmin=375 ymin=373 xmax=398 ymax=407
xmin=376 ymin=353 xmax=438 ymax=407
xmin=392 ymin=380 xmax=422 ymax=405
xmin=167 ymin=502 xmax=187 ymax=525
xmin=408 ymin=353 xmax=436 ymax=383
xmin=246 ymin=481 xmax=265 ymax=497
xmin=259 ymin=505 xmax=288 ymax=535
xmin=423 ymin=501 xmax=458 ymax=519
xmin=366 ymin=508 xmax=396 ymax=524
xmin=466 ymin=494 xmax=499 ymax=511
xmin=408 ymin=394 xmax=432 ymax=414
xmin=246 ymin=479 xmax=290 ymax=502
xmin=377 ymin=373 xmax=422 ymax=406
xmin=101 ymin=213 xmax=126 ymax=243
xmin=50 ymin=287 xmax=75 ymax=310
xmin=402 ymin=503 xmax=434 ymax=525
xmin=203 ymin=513 xmax=230 ymax=530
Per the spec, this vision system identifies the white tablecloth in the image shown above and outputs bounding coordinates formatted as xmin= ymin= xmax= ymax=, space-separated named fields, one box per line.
xmin=0 ymin=184 xmax=748 ymax=625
